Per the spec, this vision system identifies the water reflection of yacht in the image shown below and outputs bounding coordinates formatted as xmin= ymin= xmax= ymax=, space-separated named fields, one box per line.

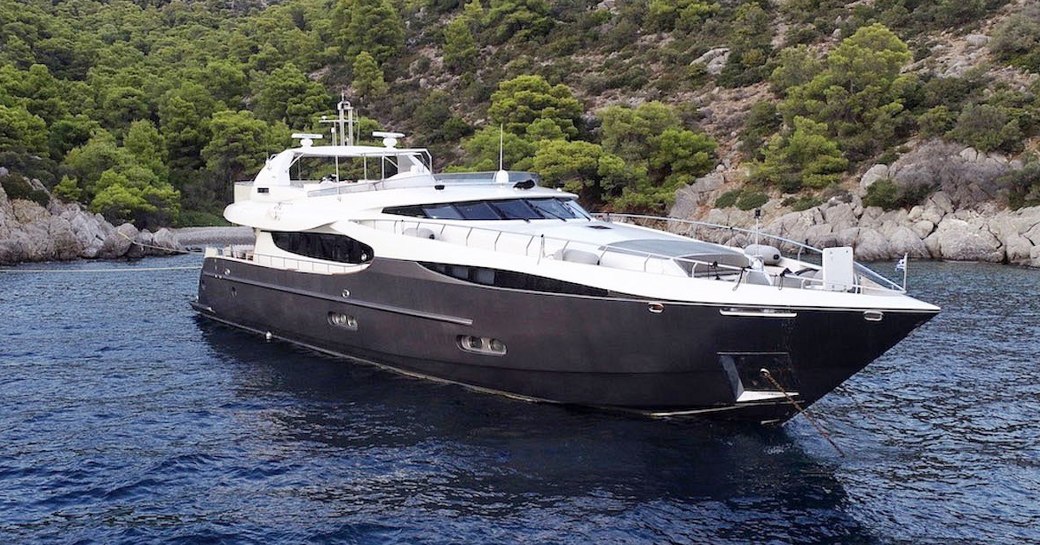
xmin=192 ymin=101 xmax=939 ymax=423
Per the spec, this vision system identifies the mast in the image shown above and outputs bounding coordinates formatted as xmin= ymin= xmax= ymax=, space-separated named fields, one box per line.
xmin=320 ymin=92 xmax=355 ymax=147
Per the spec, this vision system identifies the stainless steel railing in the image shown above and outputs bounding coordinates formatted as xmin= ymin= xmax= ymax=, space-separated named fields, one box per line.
xmin=354 ymin=217 xmax=905 ymax=294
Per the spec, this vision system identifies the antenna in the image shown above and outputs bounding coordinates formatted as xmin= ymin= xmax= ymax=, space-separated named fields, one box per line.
xmin=494 ymin=124 xmax=509 ymax=184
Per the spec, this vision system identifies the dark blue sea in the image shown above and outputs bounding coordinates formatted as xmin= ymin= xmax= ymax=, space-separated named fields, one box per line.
xmin=1 ymin=255 xmax=1037 ymax=544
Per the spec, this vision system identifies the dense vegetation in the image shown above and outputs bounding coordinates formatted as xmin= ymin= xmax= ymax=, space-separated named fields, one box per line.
xmin=2 ymin=0 xmax=1040 ymax=228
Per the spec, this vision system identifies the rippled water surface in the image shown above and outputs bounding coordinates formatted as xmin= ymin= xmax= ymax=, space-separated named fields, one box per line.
xmin=1 ymin=255 xmax=1037 ymax=544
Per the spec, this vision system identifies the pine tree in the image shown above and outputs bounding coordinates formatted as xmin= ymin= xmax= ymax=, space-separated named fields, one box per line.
xmin=443 ymin=16 xmax=478 ymax=73
xmin=352 ymin=51 xmax=388 ymax=100
xmin=332 ymin=0 xmax=405 ymax=65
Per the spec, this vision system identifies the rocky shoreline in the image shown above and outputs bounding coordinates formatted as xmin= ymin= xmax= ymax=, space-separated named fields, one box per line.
xmin=0 ymin=177 xmax=184 ymax=265
xmin=672 ymin=140 xmax=1040 ymax=268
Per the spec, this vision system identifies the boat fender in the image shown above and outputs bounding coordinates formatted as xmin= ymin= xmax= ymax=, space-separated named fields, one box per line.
xmin=744 ymin=244 xmax=781 ymax=266
xmin=404 ymin=227 xmax=436 ymax=240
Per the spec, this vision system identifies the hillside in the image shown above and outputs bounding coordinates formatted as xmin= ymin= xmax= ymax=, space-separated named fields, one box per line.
xmin=1 ymin=0 xmax=1039 ymax=263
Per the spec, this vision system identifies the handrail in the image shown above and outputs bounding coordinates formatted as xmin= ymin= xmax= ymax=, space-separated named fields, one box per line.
xmin=352 ymin=217 xmax=905 ymax=295
xmin=598 ymin=213 xmax=905 ymax=293
xmin=595 ymin=213 xmax=824 ymax=258
xmin=357 ymin=218 xmax=749 ymax=276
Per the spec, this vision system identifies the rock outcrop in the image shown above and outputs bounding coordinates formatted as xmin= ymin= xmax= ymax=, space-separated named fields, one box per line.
xmin=0 ymin=174 xmax=184 ymax=265
xmin=675 ymin=192 xmax=1040 ymax=268
xmin=672 ymin=138 xmax=1040 ymax=268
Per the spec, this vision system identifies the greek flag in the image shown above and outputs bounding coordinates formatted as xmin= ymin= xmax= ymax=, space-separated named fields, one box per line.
xmin=895 ymin=254 xmax=908 ymax=272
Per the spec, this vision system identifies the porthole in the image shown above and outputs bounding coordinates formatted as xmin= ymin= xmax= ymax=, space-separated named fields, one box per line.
xmin=864 ymin=310 xmax=884 ymax=322
xmin=327 ymin=312 xmax=358 ymax=331
xmin=458 ymin=335 xmax=507 ymax=356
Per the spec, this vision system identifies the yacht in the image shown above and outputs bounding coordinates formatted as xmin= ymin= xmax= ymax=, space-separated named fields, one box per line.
xmin=191 ymin=102 xmax=939 ymax=423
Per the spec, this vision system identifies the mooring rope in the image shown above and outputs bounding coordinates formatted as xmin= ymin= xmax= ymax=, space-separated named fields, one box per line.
xmin=0 ymin=265 xmax=200 ymax=274
xmin=117 ymin=230 xmax=200 ymax=254
xmin=760 ymin=368 xmax=845 ymax=457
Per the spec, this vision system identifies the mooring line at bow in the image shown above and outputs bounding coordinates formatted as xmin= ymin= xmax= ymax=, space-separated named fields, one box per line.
xmin=760 ymin=368 xmax=846 ymax=457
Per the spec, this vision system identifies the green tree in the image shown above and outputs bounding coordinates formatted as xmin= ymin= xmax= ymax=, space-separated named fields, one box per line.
xmin=125 ymin=119 xmax=168 ymax=181
xmin=90 ymin=167 xmax=180 ymax=229
xmin=990 ymin=5 xmax=1040 ymax=73
xmin=752 ymin=116 xmax=849 ymax=192
xmin=647 ymin=0 xmax=718 ymax=32
xmin=596 ymin=101 xmax=717 ymax=210
xmin=158 ymin=84 xmax=217 ymax=176
xmin=332 ymin=0 xmax=405 ymax=65
xmin=0 ymin=104 xmax=48 ymax=154
xmin=779 ymin=23 xmax=913 ymax=161
xmin=769 ymin=45 xmax=823 ymax=94
xmin=718 ymin=3 xmax=773 ymax=87
xmin=486 ymin=0 xmax=553 ymax=44
xmin=415 ymin=91 xmax=471 ymax=144
xmin=47 ymin=114 xmax=100 ymax=162
xmin=443 ymin=15 xmax=478 ymax=73
xmin=63 ymin=131 xmax=133 ymax=198
xmin=201 ymin=60 xmax=249 ymax=108
xmin=598 ymin=101 xmax=680 ymax=161
xmin=739 ymin=101 xmax=782 ymax=160
xmin=531 ymin=139 xmax=638 ymax=203
xmin=649 ymin=128 xmax=716 ymax=182
xmin=946 ymin=104 xmax=1022 ymax=153
xmin=202 ymin=110 xmax=278 ymax=186
xmin=487 ymin=75 xmax=583 ymax=138
xmin=99 ymin=86 xmax=150 ymax=130
xmin=462 ymin=126 xmax=537 ymax=170
xmin=254 ymin=63 xmax=329 ymax=129
xmin=352 ymin=51 xmax=388 ymax=100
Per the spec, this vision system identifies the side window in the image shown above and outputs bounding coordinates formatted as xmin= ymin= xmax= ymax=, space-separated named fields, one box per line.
xmin=271 ymin=232 xmax=373 ymax=264
xmin=490 ymin=199 xmax=543 ymax=220
xmin=455 ymin=201 xmax=501 ymax=220
xmin=422 ymin=203 xmax=464 ymax=219
xmin=382 ymin=205 xmax=426 ymax=217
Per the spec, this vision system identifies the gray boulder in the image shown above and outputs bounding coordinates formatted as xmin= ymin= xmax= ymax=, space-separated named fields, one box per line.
xmin=859 ymin=164 xmax=890 ymax=192
xmin=48 ymin=216 xmax=81 ymax=261
xmin=99 ymin=223 xmax=139 ymax=259
xmin=152 ymin=228 xmax=183 ymax=253
xmin=692 ymin=47 xmax=730 ymax=75
xmin=128 ymin=229 xmax=153 ymax=259
xmin=928 ymin=217 xmax=1004 ymax=262
xmin=853 ymin=227 xmax=892 ymax=261
xmin=887 ymin=226 xmax=930 ymax=259
xmin=822 ymin=202 xmax=857 ymax=232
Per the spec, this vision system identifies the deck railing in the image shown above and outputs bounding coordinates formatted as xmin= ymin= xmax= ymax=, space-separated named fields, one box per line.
xmin=354 ymin=216 xmax=905 ymax=295
xmin=597 ymin=213 xmax=905 ymax=293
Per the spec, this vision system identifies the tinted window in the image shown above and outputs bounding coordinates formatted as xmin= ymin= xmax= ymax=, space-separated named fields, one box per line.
xmin=423 ymin=204 xmax=463 ymax=219
xmin=454 ymin=201 xmax=501 ymax=220
xmin=529 ymin=198 xmax=580 ymax=219
xmin=383 ymin=205 xmax=425 ymax=217
xmin=489 ymin=199 xmax=542 ymax=220
xmin=384 ymin=198 xmax=590 ymax=221
xmin=420 ymin=262 xmax=609 ymax=297
xmin=271 ymin=232 xmax=373 ymax=264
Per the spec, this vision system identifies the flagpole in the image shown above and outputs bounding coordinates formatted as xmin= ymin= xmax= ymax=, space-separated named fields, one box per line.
xmin=902 ymin=253 xmax=908 ymax=291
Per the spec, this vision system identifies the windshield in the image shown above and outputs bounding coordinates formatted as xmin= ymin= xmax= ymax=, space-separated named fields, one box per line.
xmin=384 ymin=198 xmax=591 ymax=221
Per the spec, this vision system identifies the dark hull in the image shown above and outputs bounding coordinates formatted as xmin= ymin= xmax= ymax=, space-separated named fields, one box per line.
xmin=193 ymin=256 xmax=936 ymax=423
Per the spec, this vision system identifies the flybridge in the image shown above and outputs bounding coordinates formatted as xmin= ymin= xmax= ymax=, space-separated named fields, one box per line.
xmin=234 ymin=95 xmax=547 ymax=203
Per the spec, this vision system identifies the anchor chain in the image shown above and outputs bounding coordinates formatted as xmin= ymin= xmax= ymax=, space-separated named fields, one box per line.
xmin=760 ymin=368 xmax=845 ymax=457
